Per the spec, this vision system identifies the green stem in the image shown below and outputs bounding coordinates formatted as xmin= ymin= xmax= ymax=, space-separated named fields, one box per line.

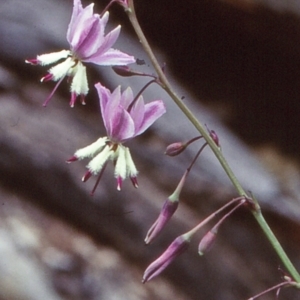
xmin=252 ymin=202 xmax=300 ymax=282
xmin=126 ymin=0 xmax=300 ymax=283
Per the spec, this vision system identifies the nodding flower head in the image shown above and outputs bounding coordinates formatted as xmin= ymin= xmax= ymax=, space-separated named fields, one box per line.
xmin=25 ymin=0 xmax=135 ymax=107
xmin=142 ymin=234 xmax=190 ymax=283
xmin=67 ymin=82 xmax=166 ymax=193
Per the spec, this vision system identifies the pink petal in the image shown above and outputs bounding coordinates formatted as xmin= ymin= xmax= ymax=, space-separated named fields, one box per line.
xmin=103 ymin=86 xmax=122 ymax=135
xmin=67 ymin=0 xmax=83 ymax=43
xmin=129 ymin=96 xmax=145 ymax=132
xmin=85 ymin=48 xmax=135 ymax=65
xmin=108 ymin=106 xmax=135 ymax=142
xmin=99 ymin=10 xmax=109 ymax=29
xmin=68 ymin=4 xmax=96 ymax=51
xmin=135 ymin=100 xmax=166 ymax=136
xmin=120 ymin=86 xmax=134 ymax=110
xmin=95 ymin=82 xmax=112 ymax=130
xmin=75 ymin=12 xmax=110 ymax=59
xmin=74 ymin=19 xmax=102 ymax=59
xmin=82 ymin=26 xmax=121 ymax=63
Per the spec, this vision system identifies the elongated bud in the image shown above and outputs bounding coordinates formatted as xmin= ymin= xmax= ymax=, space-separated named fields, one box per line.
xmin=165 ymin=136 xmax=202 ymax=157
xmin=165 ymin=142 xmax=186 ymax=156
xmin=198 ymin=199 xmax=246 ymax=255
xmin=144 ymin=170 xmax=188 ymax=244
xmin=198 ymin=227 xmax=218 ymax=256
xmin=144 ymin=199 xmax=179 ymax=244
xmin=112 ymin=66 xmax=142 ymax=77
xmin=142 ymin=234 xmax=190 ymax=283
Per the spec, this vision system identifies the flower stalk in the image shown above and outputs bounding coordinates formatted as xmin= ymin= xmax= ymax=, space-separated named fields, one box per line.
xmin=143 ymin=197 xmax=246 ymax=283
xmin=126 ymin=0 xmax=300 ymax=283
xmin=248 ymin=279 xmax=299 ymax=300
xmin=198 ymin=200 xmax=245 ymax=255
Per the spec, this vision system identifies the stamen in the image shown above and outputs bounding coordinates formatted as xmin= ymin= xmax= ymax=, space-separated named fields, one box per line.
xmin=80 ymin=94 xmax=86 ymax=105
xmin=43 ymin=75 xmax=65 ymax=107
xmin=90 ymin=163 xmax=107 ymax=196
xmin=130 ymin=176 xmax=139 ymax=188
xmin=117 ymin=176 xmax=123 ymax=191
xmin=25 ymin=59 xmax=39 ymax=65
xmin=69 ymin=92 xmax=77 ymax=108
xmin=66 ymin=155 xmax=78 ymax=163
xmin=41 ymin=73 xmax=53 ymax=82
xmin=82 ymin=170 xmax=92 ymax=182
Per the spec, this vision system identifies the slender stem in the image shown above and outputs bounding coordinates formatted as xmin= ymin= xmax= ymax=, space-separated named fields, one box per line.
xmin=248 ymin=280 xmax=299 ymax=300
xmin=253 ymin=206 xmax=300 ymax=282
xmin=128 ymin=79 xmax=156 ymax=112
xmin=186 ymin=197 xmax=244 ymax=237
xmin=126 ymin=0 xmax=300 ymax=283
xmin=187 ymin=142 xmax=207 ymax=172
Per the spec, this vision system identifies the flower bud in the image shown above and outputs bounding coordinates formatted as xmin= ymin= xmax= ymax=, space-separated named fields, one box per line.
xmin=198 ymin=228 xmax=218 ymax=256
xmin=165 ymin=142 xmax=186 ymax=156
xmin=144 ymin=170 xmax=188 ymax=244
xmin=112 ymin=66 xmax=141 ymax=77
xmin=209 ymin=130 xmax=220 ymax=147
xmin=205 ymin=124 xmax=220 ymax=148
xmin=144 ymin=198 xmax=179 ymax=244
xmin=142 ymin=234 xmax=190 ymax=283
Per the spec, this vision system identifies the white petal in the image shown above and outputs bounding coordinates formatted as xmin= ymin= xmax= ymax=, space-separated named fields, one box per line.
xmin=114 ymin=146 xmax=127 ymax=179
xmin=49 ymin=57 xmax=75 ymax=81
xmin=37 ymin=50 xmax=70 ymax=66
xmin=75 ymin=137 xmax=107 ymax=159
xmin=125 ymin=147 xmax=138 ymax=177
xmin=87 ymin=145 xmax=113 ymax=175
xmin=70 ymin=62 xmax=89 ymax=95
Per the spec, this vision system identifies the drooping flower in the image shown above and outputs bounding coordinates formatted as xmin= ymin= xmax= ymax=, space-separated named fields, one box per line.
xmin=144 ymin=198 xmax=178 ymax=245
xmin=25 ymin=0 xmax=135 ymax=107
xmin=67 ymin=82 xmax=166 ymax=192
xmin=144 ymin=170 xmax=189 ymax=244
xmin=142 ymin=234 xmax=190 ymax=283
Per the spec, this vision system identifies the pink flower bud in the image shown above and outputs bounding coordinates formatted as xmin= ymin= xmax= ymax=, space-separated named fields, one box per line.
xmin=165 ymin=142 xmax=186 ymax=156
xmin=142 ymin=234 xmax=190 ymax=283
xmin=144 ymin=170 xmax=188 ymax=244
xmin=205 ymin=124 xmax=220 ymax=147
xmin=198 ymin=228 xmax=218 ymax=256
xmin=144 ymin=198 xmax=179 ymax=244
xmin=112 ymin=66 xmax=137 ymax=77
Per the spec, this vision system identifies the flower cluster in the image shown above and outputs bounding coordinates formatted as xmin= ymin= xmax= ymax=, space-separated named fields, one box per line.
xmin=26 ymin=0 xmax=135 ymax=107
xmin=25 ymin=0 xmax=300 ymax=296
xmin=26 ymin=0 xmax=166 ymax=193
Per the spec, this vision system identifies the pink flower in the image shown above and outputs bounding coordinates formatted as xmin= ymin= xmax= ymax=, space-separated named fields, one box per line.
xmin=144 ymin=198 xmax=178 ymax=244
xmin=144 ymin=170 xmax=188 ymax=244
xmin=67 ymin=82 xmax=166 ymax=192
xmin=25 ymin=0 xmax=135 ymax=107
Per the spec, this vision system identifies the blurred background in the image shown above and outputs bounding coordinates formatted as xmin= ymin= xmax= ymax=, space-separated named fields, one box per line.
xmin=1 ymin=0 xmax=300 ymax=299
